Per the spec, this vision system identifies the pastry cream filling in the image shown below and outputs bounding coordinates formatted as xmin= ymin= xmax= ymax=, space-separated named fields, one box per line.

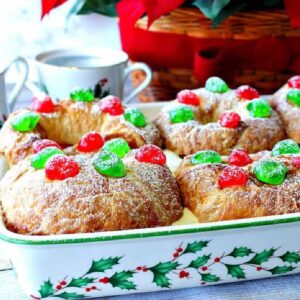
xmin=164 ymin=150 xmax=199 ymax=225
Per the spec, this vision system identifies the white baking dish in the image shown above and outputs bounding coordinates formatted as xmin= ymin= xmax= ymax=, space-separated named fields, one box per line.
xmin=1 ymin=102 xmax=300 ymax=299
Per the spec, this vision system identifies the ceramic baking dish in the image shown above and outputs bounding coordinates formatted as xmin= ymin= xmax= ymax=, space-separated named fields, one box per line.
xmin=1 ymin=102 xmax=300 ymax=299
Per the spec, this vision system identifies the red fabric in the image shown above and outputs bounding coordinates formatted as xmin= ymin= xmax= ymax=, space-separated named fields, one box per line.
xmin=285 ymin=0 xmax=300 ymax=28
xmin=41 ymin=0 xmax=67 ymax=18
xmin=141 ymin=0 xmax=185 ymax=27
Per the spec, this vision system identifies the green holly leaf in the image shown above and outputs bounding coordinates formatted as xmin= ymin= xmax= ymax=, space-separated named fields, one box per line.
xmin=149 ymin=261 xmax=179 ymax=288
xmin=280 ymin=251 xmax=300 ymax=263
xmin=225 ymin=265 xmax=245 ymax=279
xmin=268 ymin=265 xmax=296 ymax=275
xmin=201 ymin=273 xmax=220 ymax=282
xmin=188 ymin=255 xmax=211 ymax=269
xmin=249 ymin=248 xmax=276 ymax=265
xmin=86 ymin=256 xmax=121 ymax=274
xmin=56 ymin=292 xmax=86 ymax=299
xmin=109 ymin=271 xmax=136 ymax=290
xmin=183 ymin=241 xmax=210 ymax=254
xmin=229 ymin=247 xmax=253 ymax=258
xmin=68 ymin=277 xmax=95 ymax=287
xmin=39 ymin=280 xmax=54 ymax=298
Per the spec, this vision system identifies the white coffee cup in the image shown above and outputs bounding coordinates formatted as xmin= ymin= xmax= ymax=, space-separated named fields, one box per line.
xmin=29 ymin=48 xmax=152 ymax=103
xmin=0 ymin=57 xmax=29 ymax=124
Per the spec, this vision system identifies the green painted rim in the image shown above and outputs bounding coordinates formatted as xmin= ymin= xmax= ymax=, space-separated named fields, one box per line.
xmin=1 ymin=213 xmax=300 ymax=245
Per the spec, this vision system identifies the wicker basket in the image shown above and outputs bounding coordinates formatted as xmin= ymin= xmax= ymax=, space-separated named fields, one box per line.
xmin=129 ymin=8 xmax=300 ymax=102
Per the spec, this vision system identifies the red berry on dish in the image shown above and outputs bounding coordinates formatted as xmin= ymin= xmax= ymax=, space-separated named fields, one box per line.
xmin=99 ymin=277 xmax=109 ymax=284
xmin=288 ymin=76 xmax=300 ymax=89
xmin=177 ymin=90 xmax=200 ymax=106
xmin=77 ymin=131 xmax=104 ymax=153
xmin=99 ymin=95 xmax=124 ymax=116
xmin=135 ymin=145 xmax=166 ymax=165
xmin=32 ymin=95 xmax=54 ymax=113
xmin=228 ymin=149 xmax=252 ymax=167
xmin=236 ymin=85 xmax=260 ymax=100
xmin=33 ymin=139 xmax=61 ymax=154
xmin=219 ymin=112 xmax=241 ymax=128
xmin=218 ymin=166 xmax=248 ymax=188
xmin=45 ymin=155 xmax=80 ymax=180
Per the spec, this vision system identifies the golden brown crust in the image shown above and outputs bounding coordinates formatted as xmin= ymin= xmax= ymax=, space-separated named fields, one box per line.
xmin=271 ymin=84 xmax=300 ymax=143
xmin=0 ymin=152 xmax=183 ymax=235
xmin=155 ymin=89 xmax=285 ymax=155
xmin=175 ymin=153 xmax=300 ymax=222
xmin=0 ymin=100 xmax=162 ymax=166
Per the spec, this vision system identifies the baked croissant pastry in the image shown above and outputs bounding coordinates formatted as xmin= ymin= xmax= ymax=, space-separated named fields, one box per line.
xmin=0 ymin=94 xmax=161 ymax=166
xmin=271 ymin=75 xmax=300 ymax=143
xmin=155 ymin=77 xmax=285 ymax=156
xmin=175 ymin=139 xmax=300 ymax=223
xmin=0 ymin=138 xmax=183 ymax=235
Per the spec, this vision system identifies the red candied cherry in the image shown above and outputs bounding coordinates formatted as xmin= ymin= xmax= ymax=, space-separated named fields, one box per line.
xmin=173 ymin=252 xmax=179 ymax=258
xmin=228 ymin=149 xmax=252 ymax=167
xmin=214 ymin=257 xmax=221 ymax=263
xmin=56 ymin=285 xmax=62 ymax=290
xmin=256 ymin=266 xmax=263 ymax=271
xmin=219 ymin=112 xmax=241 ymax=128
xmin=218 ymin=166 xmax=248 ymax=188
xmin=32 ymin=95 xmax=54 ymax=113
xmin=77 ymin=131 xmax=104 ymax=153
xmin=99 ymin=95 xmax=124 ymax=116
xmin=135 ymin=145 xmax=166 ymax=165
xmin=236 ymin=85 xmax=260 ymax=100
xmin=177 ymin=247 xmax=183 ymax=253
xmin=33 ymin=139 xmax=61 ymax=154
xmin=177 ymin=90 xmax=200 ymax=106
xmin=288 ymin=76 xmax=300 ymax=89
xmin=45 ymin=155 xmax=80 ymax=180
xmin=201 ymin=266 xmax=208 ymax=271
xmin=99 ymin=277 xmax=110 ymax=284
xmin=292 ymin=156 xmax=300 ymax=168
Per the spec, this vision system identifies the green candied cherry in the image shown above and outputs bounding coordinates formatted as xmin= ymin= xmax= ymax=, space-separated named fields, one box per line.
xmin=272 ymin=139 xmax=300 ymax=156
xmin=169 ymin=106 xmax=194 ymax=124
xmin=191 ymin=150 xmax=222 ymax=165
xmin=102 ymin=138 xmax=130 ymax=158
xmin=205 ymin=76 xmax=229 ymax=93
xmin=246 ymin=98 xmax=271 ymax=118
xmin=286 ymin=89 xmax=300 ymax=107
xmin=124 ymin=108 xmax=146 ymax=127
xmin=12 ymin=112 xmax=40 ymax=132
xmin=93 ymin=150 xmax=126 ymax=178
xmin=70 ymin=88 xmax=95 ymax=102
xmin=253 ymin=159 xmax=287 ymax=185
xmin=31 ymin=147 xmax=63 ymax=169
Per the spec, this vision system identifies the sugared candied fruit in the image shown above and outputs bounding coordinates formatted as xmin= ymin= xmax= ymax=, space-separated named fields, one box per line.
xmin=12 ymin=112 xmax=40 ymax=132
xmin=228 ymin=149 xmax=252 ymax=167
xmin=286 ymin=89 xmax=300 ymax=107
xmin=169 ymin=106 xmax=194 ymax=124
xmin=205 ymin=77 xmax=229 ymax=93
xmin=45 ymin=155 xmax=80 ymax=180
xmin=219 ymin=112 xmax=241 ymax=128
xmin=272 ymin=139 xmax=300 ymax=156
xmin=102 ymin=138 xmax=130 ymax=158
xmin=236 ymin=85 xmax=259 ymax=100
xmin=31 ymin=147 xmax=63 ymax=169
xmin=77 ymin=132 xmax=104 ymax=153
xmin=135 ymin=145 xmax=166 ymax=165
xmin=191 ymin=150 xmax=222 ymax=165
xmin=99 ymin=96 xmax=124 ymax=116
xmin=287 ymin=76 xmax=300 ymax=89
xmin=218 ymin=166 xmax=248 ymax=188
xmin=70 ymin=88 xmax=95 ymax=102
xmin=124 ymin=108 xmax=146 ymax=127
xmin=32 ymin=95 xmax=54 ymax=113
xmin=33 ymin=139 xmax=61 ymax=154
xmin=246 ymin=99 xmax=271 ymax=118
xmin=177 ymin=90 xmax=200 ymax=106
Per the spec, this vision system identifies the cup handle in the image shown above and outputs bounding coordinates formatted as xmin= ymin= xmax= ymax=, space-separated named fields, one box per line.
xmin=123 ymin=62 xmax=152 ymax=104
xmin=5 ymin=57 xmax=29 ymax=112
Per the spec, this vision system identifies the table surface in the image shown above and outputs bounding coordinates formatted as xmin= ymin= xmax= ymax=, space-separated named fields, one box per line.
xmin=1 ymin=87 xmax=300 ymax=300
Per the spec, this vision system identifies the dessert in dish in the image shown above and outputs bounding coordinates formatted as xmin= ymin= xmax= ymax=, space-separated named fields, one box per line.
xmin=0 ymin=92 xmax=161 ymax=166
xmin=271 ymin=75 xmax=300 ymax=143
xmin=0 ymin=136 xmax=183 ymax=235
xmin=175 ymin=139 xmax=300 ymax=223
xmin=155 ymin=77 xmax=285 ymax=156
